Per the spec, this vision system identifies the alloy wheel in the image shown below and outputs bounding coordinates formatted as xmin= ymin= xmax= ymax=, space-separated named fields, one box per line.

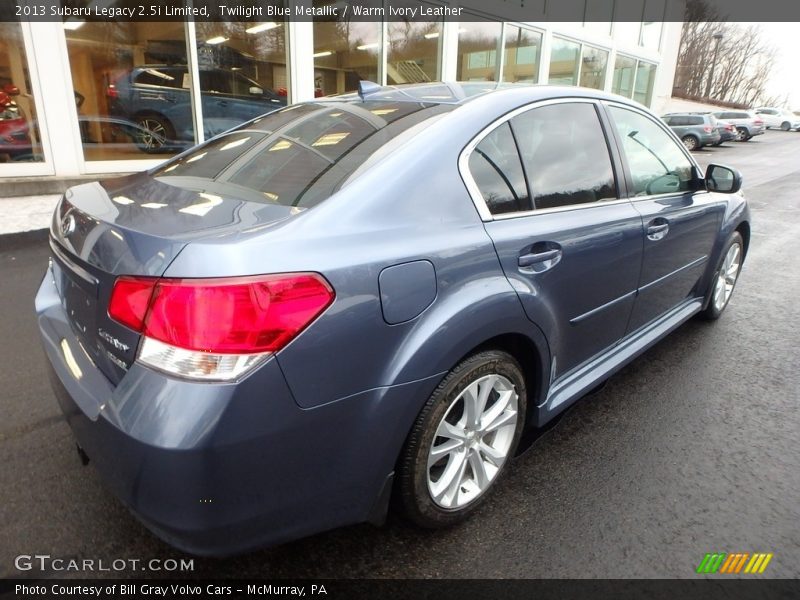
xmin=712 ymin=241 xmax=742 ymax=312
xmin=137 ymin=119 xmax=167 ymax=150
xmin=426 ymin=374 xmax=518 ymax=509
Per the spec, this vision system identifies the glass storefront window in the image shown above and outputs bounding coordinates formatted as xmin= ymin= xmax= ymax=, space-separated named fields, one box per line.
xmin=65 ymin=22 xmax=193 ymax=161
xmin=457 ymin=20 xmax=502 ymax=82
xmin=548 ymin=38 xmax=580 ymax=85
xmin=0 ymin=22 xmax=43 ymax=163
xmin=503 ymin=25 xmax=541 ymax=84
xmin=611 ymin=55 xmax=637 ymax=98
xmin=386 ymin=2 xmax=442 ymax=84
xmin=194 ymin=22 xmax=289 ymax=138
xmin=633 ymin=61 xmax=656 ymax=105
xmin=313 ymin=16 xmax=380 ymax=96
xmin=579 ymin=46 xmax=608 ymax=90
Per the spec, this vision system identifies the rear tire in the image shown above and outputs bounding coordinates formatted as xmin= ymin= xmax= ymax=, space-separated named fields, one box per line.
xmin=134 ymin=115 xmax=175 ymax=153
xmin=735 ymin=127 xmax=750 ymax=142
xmin=398 ymin=350 xmax=527 ymax=528
xmin=702 ymin=232 xmax=744 ymax=321
xmin=682 ymin=135 xmax=699 ymax=151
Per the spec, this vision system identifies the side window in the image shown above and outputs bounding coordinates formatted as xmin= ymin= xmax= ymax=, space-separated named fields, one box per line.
xmin=511 ymin=103 xmax=617 ymax=210
xmin=608 ymin=106 xmax=695 ymax=196
xmin=199 ymin=70 xmax=231 ymax=94
xmin=468 ymin=122 xmax=531 ymax=215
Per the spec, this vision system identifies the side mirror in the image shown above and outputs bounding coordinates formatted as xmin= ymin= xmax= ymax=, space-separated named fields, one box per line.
xmin=705 ymin=164 xmax=742 ymax=194
xmin=249 ymin=86 xmax=264 ymax=95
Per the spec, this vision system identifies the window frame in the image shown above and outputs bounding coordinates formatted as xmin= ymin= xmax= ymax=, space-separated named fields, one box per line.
xmin=459 ymin=97 xmax=628 ymax=221
xmin=601 ymin=100 xmax=706 ymax=202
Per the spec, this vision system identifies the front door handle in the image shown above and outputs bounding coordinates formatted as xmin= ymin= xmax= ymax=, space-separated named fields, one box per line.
xmin=518 ymin=248 xmax=562 ymax=268
xmin=646 ymin=220 xmax=670 ymax=240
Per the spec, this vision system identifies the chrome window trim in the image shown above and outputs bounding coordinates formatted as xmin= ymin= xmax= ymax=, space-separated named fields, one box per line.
xmin=459 ymin=97 xmax=623 ymax=222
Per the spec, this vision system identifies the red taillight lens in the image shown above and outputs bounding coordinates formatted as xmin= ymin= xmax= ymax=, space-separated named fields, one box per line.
xmin=754 ymin=119 xmax=763 ymax=125
xmin=704 ymin=125 xmax=713 ymax=133
xmin=109 ymin=273 xmax=334 ymax=354
xmin=108 ymin=276 xmax=156 ymax=331
xmin=106 ymin=85 xmax=119 ymax=98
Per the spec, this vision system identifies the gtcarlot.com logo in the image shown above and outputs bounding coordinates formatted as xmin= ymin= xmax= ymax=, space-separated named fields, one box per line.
xmin=14 ymin=554 xmax=194 ymax=573
xmin=696 ymin=552 xmax=773 ymax=574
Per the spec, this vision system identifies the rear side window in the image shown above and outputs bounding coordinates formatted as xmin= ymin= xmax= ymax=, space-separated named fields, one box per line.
xmin=468 ymin=123 xmax=530 ymax=215
xmin=687 ymin=116 xmax=704 ymax=125
xmin=511 ymin=103 xmax=617 ymax=210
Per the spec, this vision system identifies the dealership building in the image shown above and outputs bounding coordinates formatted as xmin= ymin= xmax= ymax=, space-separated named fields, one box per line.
xmin=0 ymin=1 xmax=683 ymax=194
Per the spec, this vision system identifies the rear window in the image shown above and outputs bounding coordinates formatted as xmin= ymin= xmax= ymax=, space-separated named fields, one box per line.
xmin=151 ymin=101 xmax=456 ymax=208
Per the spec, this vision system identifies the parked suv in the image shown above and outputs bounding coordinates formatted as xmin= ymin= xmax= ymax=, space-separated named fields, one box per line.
xmin=661 ymin=113 xmax=720 ymax=150
xmin=753 ymin=107 xmax=800 ymax=131
xmin=108 ymin=65 xmax=286 ymax=152
xmin=712 ymin=110 xmax=765 ymax=141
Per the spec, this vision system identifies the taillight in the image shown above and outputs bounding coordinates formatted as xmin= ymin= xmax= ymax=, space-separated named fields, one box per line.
xmin=704 ymin=125 xmax=713 ymax=133
xmin=106 ymin=85 xmax=119 ymax=98
xmin=754 ymin=119 xmax=763 ymax=125
xmin=109 ymin=273 xmax=335 ymax=380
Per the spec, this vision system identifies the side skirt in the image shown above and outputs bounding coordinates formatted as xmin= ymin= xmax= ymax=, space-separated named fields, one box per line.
xmin=534 ymin=298 xmax=703 ymax=427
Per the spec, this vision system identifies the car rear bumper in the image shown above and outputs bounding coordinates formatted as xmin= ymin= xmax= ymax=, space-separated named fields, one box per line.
xmin=36 ymin=267 xmax=441 ymax=555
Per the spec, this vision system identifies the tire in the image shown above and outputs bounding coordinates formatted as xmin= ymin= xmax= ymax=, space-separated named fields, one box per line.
xmin=681 ymin=135 xmax=699 ymax=151
xmin=735 ymin=127 xmax=750 ymax=142
xmin=702 ymin=231 xmax=744 ymax=320
xmin=397 ymin=350 xmax=527 ymax=528
xmin=134 ymin=115 xmax=175 ymax=153
xmin=781 ymin=121 xmax=791 ymax=131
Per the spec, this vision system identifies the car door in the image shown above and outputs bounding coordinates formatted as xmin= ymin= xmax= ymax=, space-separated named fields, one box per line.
xmin=604 ymin=103 xmax=725 ymax=332
xmin=466 ymin=99 xmax=644 ymax=379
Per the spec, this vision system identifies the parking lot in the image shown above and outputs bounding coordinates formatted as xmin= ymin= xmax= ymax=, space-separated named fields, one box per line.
xmin=0 ymin=129 xmax=798 ymax=579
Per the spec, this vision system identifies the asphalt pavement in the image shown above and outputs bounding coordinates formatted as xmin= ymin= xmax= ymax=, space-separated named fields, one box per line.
xmin=1 ymin=130 xmax=798 ymax=579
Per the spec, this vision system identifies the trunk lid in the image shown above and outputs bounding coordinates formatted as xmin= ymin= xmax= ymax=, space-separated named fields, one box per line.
xmin=50 ymin=173 xmax=295 ymax=385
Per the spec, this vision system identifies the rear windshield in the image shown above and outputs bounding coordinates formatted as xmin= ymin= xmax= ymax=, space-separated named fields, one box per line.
xmin=151 ymin=101 xmax=455 ymax=208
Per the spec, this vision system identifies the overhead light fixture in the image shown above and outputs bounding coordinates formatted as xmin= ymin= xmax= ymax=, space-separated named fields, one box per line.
xmin=424 ymin=32 xmax=440 ymax=39
xmin=63 ymin=20 xmax=85 ymax=30
xmin=313 ymin=51 xmax=334 ymax=58
xmin=246 ymin=22 xmax=280 ymax=34
xmin=206 ymin=36 xmax=228 ymax=45
xmin=356 ymin=42 xmax=380 ymax=50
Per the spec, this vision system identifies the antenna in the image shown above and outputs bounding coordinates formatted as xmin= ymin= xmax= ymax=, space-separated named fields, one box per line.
xmin=358 ymin=81 xmax=382 ymax=100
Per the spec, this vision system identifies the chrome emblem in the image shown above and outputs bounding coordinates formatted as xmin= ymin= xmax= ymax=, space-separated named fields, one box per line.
xmin=60 ymin=210 xmax=76 ymax=237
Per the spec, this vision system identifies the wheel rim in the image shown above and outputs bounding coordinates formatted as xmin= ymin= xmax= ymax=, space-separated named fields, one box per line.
xmin=427 ymin=374 xmax=519 ymax=509
xmin=683 ymin=137 xmax=696 ymax=150
xmin=137 ymin=119 xmax=167 ymax=149
xmin=712 ymin=242 xmax=742 ymax=312
xmin=735 ymin=129 xmax=746 ymax=141
xmin=782 ymin=122 xmax=790 ymax=131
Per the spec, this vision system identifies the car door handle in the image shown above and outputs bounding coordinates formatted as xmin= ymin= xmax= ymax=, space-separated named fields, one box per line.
xmin=518 ymin=248 xmax=562 ymax=267
xmin=646 ymin=221 xmax=670 ymax=240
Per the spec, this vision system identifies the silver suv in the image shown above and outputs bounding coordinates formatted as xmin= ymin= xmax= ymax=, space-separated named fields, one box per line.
xmin=713 ymin=110 xmax=765 ymax=141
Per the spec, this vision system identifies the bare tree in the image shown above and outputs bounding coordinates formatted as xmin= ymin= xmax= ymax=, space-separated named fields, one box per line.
xmin=674 ymin=0 xmax=781 ymax=107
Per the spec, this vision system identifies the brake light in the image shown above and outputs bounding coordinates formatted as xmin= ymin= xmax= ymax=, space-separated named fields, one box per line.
xmin=106 ymin=85 xmax=119 ymax=99
xmin=754 ymin=119 xmax=763 ymax=125
xmin=109 ymin=273 xmax=335 ymax=380
xmin=704 ymin=125 xmax=713 ymax=133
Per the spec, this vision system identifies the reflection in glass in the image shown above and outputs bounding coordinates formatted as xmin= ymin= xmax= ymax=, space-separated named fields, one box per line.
xmin=387 ymin=3 xmax=442 ymax=84
xmin=633 ymin=61 xmax=656 ymax=106
xmin=0 ymin=22 xmax=43 ymax=163
xmin=579 ymin=46 xmax=608 ymax=90
xmin=194 ymin=22 xmax=289 ymax=138
xmin=469 ymin=122 xmax=530 ymax=215
xmin=313 ymin=16 xmax=380 ymax=96
xmin=512 ymin=103 xmax=617 ymax=209
xmin=612 ymin=55 xmax=637 ymax=98
xmin=457 ymin=21 xmax=501 ymax=82
xmin=503 ymin=26 xmax=541 ymax=84
xmin=65 ymin=21 xmax=194 ymax=161
xmin=548 ymin=38 xmax=580 ymax=86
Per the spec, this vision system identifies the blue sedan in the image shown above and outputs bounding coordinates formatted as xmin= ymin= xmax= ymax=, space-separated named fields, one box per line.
xmin=36 ymin=82 xmax=750 ymax=555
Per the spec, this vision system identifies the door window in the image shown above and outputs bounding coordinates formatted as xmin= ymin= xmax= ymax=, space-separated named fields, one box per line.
xmin=511 ymin=103 xmax=617 ymax=209
xmin=608 ymin=105 xmax=695 ymax=196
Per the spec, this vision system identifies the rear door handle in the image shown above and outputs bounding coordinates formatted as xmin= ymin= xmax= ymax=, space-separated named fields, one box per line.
xmin=646 ymin=220 xmax=669 ymax=240
xmin=518 ymin=248 xmax=562 ymax=267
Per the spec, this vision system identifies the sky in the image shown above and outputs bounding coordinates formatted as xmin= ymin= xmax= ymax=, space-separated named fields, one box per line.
xmin=743 ymin=23 xmax=800 ymax=109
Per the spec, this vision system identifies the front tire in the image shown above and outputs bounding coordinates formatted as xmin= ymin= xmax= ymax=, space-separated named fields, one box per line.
xmin=134 ymin=115 xmax=175 ymax=153
xmin=398 ymin=350 xmax=527 ymax=528
xmin=702 ymin=232 xmax=744 ymax=320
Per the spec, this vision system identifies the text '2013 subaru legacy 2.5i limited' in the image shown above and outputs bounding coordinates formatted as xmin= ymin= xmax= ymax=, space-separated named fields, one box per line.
xmin=36 ymin=82 xmax=750 ymax=556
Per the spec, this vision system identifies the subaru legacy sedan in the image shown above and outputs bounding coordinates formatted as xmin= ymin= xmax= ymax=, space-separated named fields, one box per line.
xmin=36 ymin=82 xmax=749 ymax=555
